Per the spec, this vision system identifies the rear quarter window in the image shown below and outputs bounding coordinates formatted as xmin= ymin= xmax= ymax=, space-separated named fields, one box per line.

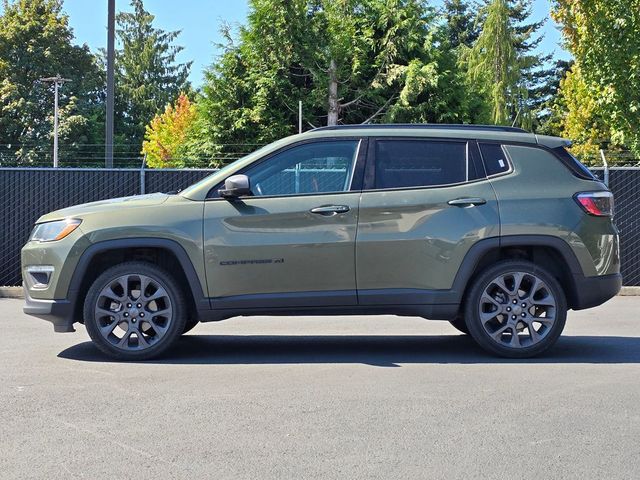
xmin=479 ymin=143 xmax=511 ymax=176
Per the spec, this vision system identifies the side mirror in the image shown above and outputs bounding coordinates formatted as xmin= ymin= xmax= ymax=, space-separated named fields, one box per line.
xmin=219 ymin=174 xmax=251 ymax=199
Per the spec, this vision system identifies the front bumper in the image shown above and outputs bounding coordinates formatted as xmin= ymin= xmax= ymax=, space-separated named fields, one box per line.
xmin=571 ymin=272 xmax=622 ymax=310
xmin=23 ymin=288 xmax=76 ymax=332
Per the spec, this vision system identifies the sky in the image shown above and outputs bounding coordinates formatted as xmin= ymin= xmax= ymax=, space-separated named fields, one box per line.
xmin=9 ymin=0 xmax=571 ymax=88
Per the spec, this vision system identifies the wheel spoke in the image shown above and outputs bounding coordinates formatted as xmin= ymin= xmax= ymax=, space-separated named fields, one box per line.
xmin=481 ymin=293 xmax=502 ymax=308
xmin=508 ymin=328 xmax=521 ymax=347
xmin=492 ymin=277 xmax=511 ymax=295
xmin=511 ymin=272 xmax=525 ymax=295
xmin=117 ymin=328 xmax=132 ymax=347
xmin=479 ymin=311 xmax=499 ymax=325
xmin=144 ymin=287 xmax=168 ymax=302
xmin=533 ymin=293 xmax=555 ymax=306
xmin=100 ymin=319 xmax=120 ymax=336
xmin=96 ymin=307 xmax=117 ymax=318
xmin=490 ymin=324 xmax=510 ymax=340
xmin=135 ymin=330 xmax=150 ymax=348
xmin=525 ymin=320 xmax=541 ymax=343
xmin=147 ymin=318 xmax=168 ymax=335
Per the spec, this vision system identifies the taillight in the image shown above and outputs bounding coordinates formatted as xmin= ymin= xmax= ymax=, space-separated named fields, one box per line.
xmin=575 ymin=191 xmax=614 ymax=216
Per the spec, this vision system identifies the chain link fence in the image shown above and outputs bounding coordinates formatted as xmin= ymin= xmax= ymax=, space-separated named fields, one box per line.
xmin=1 ymin=163 xmax=639 ymax=287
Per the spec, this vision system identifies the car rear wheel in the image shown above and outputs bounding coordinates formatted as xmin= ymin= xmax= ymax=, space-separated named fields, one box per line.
xmin=464 ymin=260 xmax=567 ymax=358
xmin=83 ymin=262 xmax=186 ymax=360
xmin=182 ymin=318 xmax=199 ymax=334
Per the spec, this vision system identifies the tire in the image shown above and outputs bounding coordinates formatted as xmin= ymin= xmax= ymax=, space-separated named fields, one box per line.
xmin=449 ymin=316 xmax=469 ymax=334
xmin=464 ymin=260 xmax=567 ymax=358
xmin=182 ymin=318 xmax=199 ymax=335
xmin=83 ymin=261 xmax=187 ymax=360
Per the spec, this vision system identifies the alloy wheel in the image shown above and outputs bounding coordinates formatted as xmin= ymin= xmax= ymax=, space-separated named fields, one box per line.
xmin=478 ymin=271 xmax=557 ymax=349
xmin=94 ymin=274 xmax=173 ymax=351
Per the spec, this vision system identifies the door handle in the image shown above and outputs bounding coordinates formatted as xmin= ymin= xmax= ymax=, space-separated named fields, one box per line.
xmin=447 ymin=197 xmax=487 ymax=207
xmin=310 ymin=205 xmax=351 ymax=215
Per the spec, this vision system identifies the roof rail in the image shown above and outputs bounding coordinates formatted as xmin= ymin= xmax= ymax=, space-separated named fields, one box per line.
xmin=311 ymin=123 xmax=528 ymax=133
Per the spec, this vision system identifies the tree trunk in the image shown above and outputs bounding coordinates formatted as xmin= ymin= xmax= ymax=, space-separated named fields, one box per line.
xmin=327 ymin=58 xmax=339 ymax=126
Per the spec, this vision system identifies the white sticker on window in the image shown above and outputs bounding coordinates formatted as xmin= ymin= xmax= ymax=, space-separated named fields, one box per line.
xmin=498 ymin=159 xmax=505 ymax=168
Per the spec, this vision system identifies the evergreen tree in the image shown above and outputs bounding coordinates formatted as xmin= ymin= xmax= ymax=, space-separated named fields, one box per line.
xmin=443 ymin=0 xmax=479 ymax=49
xmin=465 ymin=0 xmax=518 ymax=125
xmin=0 ymin=0 xmax=103 ymax=165
xmin=114 ymin=0 xmax=191 ymax=157
xmin=464 ymin=0 xmax=553 ymax=128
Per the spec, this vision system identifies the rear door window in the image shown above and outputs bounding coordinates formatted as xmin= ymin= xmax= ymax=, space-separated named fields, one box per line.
xmin=373 ymin=140 xmax=475 ymax=189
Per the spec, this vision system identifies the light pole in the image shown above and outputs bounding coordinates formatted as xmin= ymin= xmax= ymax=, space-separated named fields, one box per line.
xmin=106 ymin=0 xmax=115 ymax=168
xmin=40 ymin=75 xmax=70 ymax=168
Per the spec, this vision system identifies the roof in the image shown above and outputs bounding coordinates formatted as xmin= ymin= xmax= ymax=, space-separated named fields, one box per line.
xmin=301 ymin=124 xmax=571 ymax=149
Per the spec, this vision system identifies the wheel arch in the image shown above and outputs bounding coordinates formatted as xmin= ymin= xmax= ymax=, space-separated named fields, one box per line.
xmin=453 ymin=235 xmax=584 ymax=310
xmin=68 ymin=238 xmax=209 ymax=323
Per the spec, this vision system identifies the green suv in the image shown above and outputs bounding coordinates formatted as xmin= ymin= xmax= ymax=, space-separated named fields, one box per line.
xmin=22 ymin=125 xmax=621 ymax=360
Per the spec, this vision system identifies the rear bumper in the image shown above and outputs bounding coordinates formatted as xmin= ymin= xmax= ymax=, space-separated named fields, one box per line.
xmin=571 ymin=273 xmax=622 ymax=310
xmin=23 ymin=288 xmax=76 ymax=332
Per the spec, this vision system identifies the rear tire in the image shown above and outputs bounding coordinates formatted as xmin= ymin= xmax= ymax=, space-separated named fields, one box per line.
xmin=182 ymin=318 xmax=199 ymax=335
xmin=464 ymin=260 xmax=567 ymax=358
xmin=83 ymin=261 xmax=187 ymax=361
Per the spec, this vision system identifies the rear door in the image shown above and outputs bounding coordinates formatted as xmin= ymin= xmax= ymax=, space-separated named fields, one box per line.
xmin=203 ymin=138 xmax=365 ymax=308
xmin=355 ymin=138 xmax=500 ymax=305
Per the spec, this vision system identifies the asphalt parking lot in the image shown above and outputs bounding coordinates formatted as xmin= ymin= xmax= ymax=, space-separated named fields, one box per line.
xmin=1 ymin=297 xmax=639 ymax=480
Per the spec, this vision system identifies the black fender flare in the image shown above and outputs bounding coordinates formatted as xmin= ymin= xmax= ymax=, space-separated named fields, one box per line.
xmin=449 ymin=234 xmax=585 ymax=305
xmin=66 ymin=238 xmax=210 ymax=316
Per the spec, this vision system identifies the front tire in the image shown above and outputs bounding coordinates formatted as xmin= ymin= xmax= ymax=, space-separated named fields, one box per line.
xmin=464 ymin=260 xmax=567 ymax=358
xmin=83 ymin=262 xmax=187 ymax=360
xmin=449 ymin=316 xmax=469 ymax=334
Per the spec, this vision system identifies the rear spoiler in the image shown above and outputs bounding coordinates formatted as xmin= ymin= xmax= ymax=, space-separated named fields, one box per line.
xmin=535 ymin=134 xmax=572 ymax=149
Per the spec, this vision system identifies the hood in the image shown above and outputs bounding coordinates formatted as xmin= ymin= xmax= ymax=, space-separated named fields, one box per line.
xmin=37 ymin=193 xmax=170 ymax=223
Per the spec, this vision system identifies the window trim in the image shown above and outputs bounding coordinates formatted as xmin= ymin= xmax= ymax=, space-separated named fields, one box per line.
xmin=205 ymin=137 xmax=367 ymax=200
xmin=477 ymin=141 xmax=515 ymax=179
xmin=362 ymin=137 xmax=486 ymax=192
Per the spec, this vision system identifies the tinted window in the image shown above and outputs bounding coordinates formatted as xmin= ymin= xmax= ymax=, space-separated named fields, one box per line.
xmin=374 ymin=140 xmax=468 ymax=189
xmin=479 ymin=143 xmax=510 ymax=176
xmin=552 ymin=147 xmax=596 ymax=180
xmin=244 ymin=140 xmax=359 ymax=196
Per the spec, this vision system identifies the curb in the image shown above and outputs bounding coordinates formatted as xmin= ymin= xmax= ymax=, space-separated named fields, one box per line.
xmin=0 ymin=287 xmax=23 ymax=299
xmin=619 ymin=286 xmax=640 ymax=296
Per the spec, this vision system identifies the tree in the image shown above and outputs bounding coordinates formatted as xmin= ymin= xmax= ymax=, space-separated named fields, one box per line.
xmin=114 ymin=0 xmax=191 ymax=157
xmin=192 ymin=0 xmax=478 ymax=164
xmin=443 ymin=0 xmax=479 ymax=49
xmin=0 ymin=0 xmax=104 ymax=165
xmin=465 ymin=0 xmax=519 ymax=124
xmin=553 ymin=0 xmax=640 ymax=157
xmin=141 ymin=93 xmax=196 ymax=168
xmin=463 ymin=0 xmax=555 ymax=128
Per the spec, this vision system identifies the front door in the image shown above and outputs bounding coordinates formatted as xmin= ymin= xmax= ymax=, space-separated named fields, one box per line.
xmin=204 ymin=139 xmax=363 ymax=308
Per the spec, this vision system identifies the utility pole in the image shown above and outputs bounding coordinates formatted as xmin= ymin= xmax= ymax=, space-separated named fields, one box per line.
xmin=40 ymin=75 xmax=71 ymax=168
xmin=105 ymin=0 xmax=116 ymax=168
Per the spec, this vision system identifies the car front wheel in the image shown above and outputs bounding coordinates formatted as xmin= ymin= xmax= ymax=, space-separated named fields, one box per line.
xmin=464 ymin=260 xmax=567 ymax=358
xmin=83 ymin=262 xmax=187 ymax=360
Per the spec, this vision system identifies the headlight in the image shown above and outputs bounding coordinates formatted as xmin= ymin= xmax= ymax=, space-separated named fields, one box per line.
xmin=30 ymin=219 xmax=82 ymax=242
